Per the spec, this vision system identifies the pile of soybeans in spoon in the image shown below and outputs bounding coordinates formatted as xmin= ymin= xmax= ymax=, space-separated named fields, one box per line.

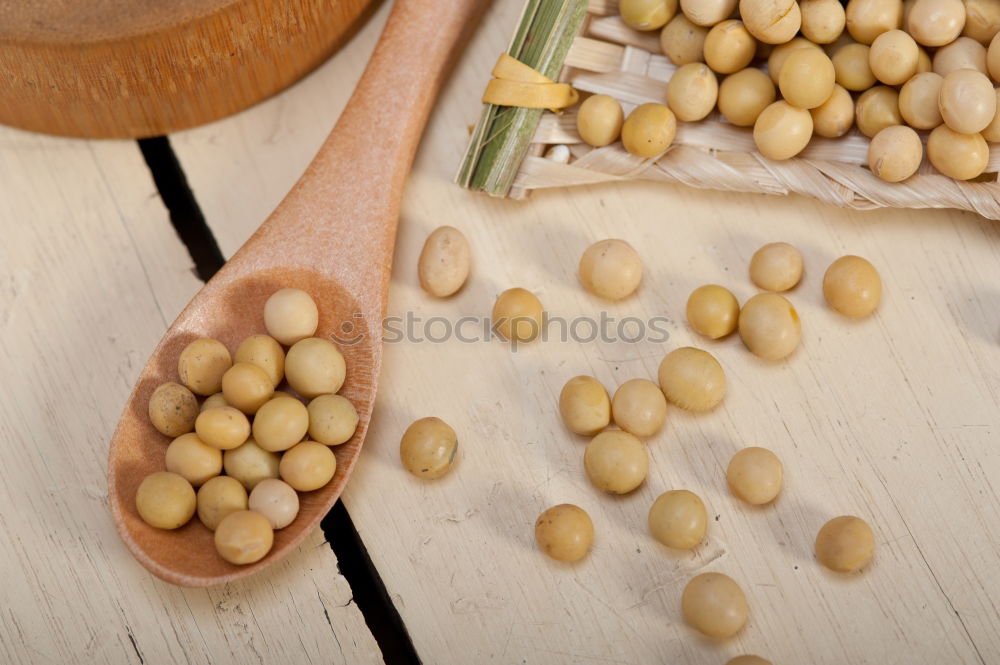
xmin=136 ymin=288 xmax=358 ymax=566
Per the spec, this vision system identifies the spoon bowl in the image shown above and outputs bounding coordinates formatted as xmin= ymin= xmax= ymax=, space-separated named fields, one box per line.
xmin=111 ymin=269 xmax=376 ymax=585
xmin=107 ymin=0 xmax=487 ymax=586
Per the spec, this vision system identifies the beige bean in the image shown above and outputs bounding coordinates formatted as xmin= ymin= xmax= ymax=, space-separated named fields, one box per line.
xmin=855 ymin=85 xmax=902 ymax=137
xmin=740 ymin=0 xmax=802 ymax=44
xmin=869 ymin=29 xmax=918 ymax=84
xmin=418 ymin=226 xmax=471 ymax=298
xmin=964 ymin=0 xmax=1000 ymax=45
xmin=660 ymin=14 xmax=709 ymax=65
xmin=801 ymin=0 xmax=847 ymax=43
xmin=868 ymin=125 xmax=923 ymax=182
xmin=704 ymin=20 xmax=757 ymax=74
xmin=148 ymin=382 xmax=199 ymax=438
xmin=898 ymin=72 xmax=944 ymax=129
xmin=846 ymin=0 xmax=903 ymax=44
xmin=939 ymin=69 xmax=996 ymax=134
xmin=667 ymin=63 xmax=719 ymax=121
xmin=908 ymin=0 xmax=966 ymax=46
xmin=811 ymin=84 xmax=855 ymax=137
xmin=932 ymin=36 xmax=988 ymax=76
xmin=622 ymin=103 xmax=678 ymax=157
xmin=576 ymin=94 xmax=625 ymax=148
xmin=753 ymin=101 xmax=814 ymax=160
xmin=718 ymin=68 xmax=776 ymax=126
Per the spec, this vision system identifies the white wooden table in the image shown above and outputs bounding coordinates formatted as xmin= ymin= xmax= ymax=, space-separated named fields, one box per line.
xmin=3 ymin=1 xmax=1000 ymax=663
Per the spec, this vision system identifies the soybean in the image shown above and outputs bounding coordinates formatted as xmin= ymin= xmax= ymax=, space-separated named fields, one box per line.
xmin=223 ymin=438 xmax=281 ymax=490
xmin=221 ymin=362 xmax=274 ymax=415
xmin=248 ymin=478 xmax=300 ymax=530
xmin=648 ymin=490 xmax=708 ymax=549
xmin=279 ymin=441 xmax=337 ymax=492
xmin=263 ymin=288 xmax=318 ymax=346
xmin=165 ymin=433 xmax=223 ymax=487
xmin=148 ymin=382 xmax=199 ymax=438
xmin=811 ymin=84 xmax=855 ymax=137
xmin=681 ymin=572 xmax=749 ymax=638
xmin=195 ymin=406 xmax=251 ymax=450
xmin=214 ymin=510 xmax=273 ymax=565
xmin=753 ymin=101 xmax=814 ymax=160
xmin=846 ymin=0 xmax=903 ymax=45
xmin=535 ymin=504 xmax=594 ymax=562
xmin=964 ymin=0 xmax=1000 ymax=45
xmin=307 ymin=394 xmax=359 ymax=446
xmin=738 ymin=293 xmax=801 ymax=360
xmin=907 ymin=0 xmax=966 ymax=46
xmin=196 ymin=476 xmax=248 ymax=531
xmin=578 ymin=239 xmax=643 ymax=300
xmin=815 ymin=515 xmax=875 ymax=572
xmin=576 ymin=94 xmax=625 ymax=148
xmin=492 ymin=288 xmax=545 ymax=343
xmin=932 ymin=36 xmax=988 ymax=76
xmin=801 ymin=0 xmax=847 ymax=43
xmin=686 ymin=284 xmax=740 ymax=339
xmin=611 ymin=378 xmax=667 ymax=437
xmin=768 ymin=38 xmax=822 ymax=85
xmin=418 ymin=226 xmax=472 ymax=298
xmin=400 ymin=417 xmax=458 ymax=479
xmin=855 ymin=86 xmax=902 ymax=138
xmin=869 ymin=29 xmax=919 ymax=84
xmin=285 ymin=338 xmax=347 ymax=398
xmin=622 ymin=103 xmax=678 ymax=158
xmin=681 ymin=0 xmax=737 ymax=26
xmin=660 ymin=14 xmax=709 ymax=66
xmin=253 ymin=395 xmax=310 ymax=452
xmin=620 ymin=0 xmax=677 ymax=30
xmin=177 ymin=338 xmax=232 ymax=396
xmin=727 ymin=447 xmax=784 ymax=504
xmin=898 ymin=71 xmax=944 ymax=129
xmin=833 ymin=43 xmax=877 ymax=90
xmin=740 ymin=0 xmax=802 ymax=44
xmin=667 ymin=63 xmax=719 ymax=122
xmin=718 ymin=68 xmax=776 ymax=127
xmin=704 ymin=20 xmax=757 ymax=75
xmin=868 ymin=125 xmax=923 ymax=182
xmin=989 ymin=31 xmax=1000 ymax=82
xmin=939 ymin=69 xmax=996 ymax=135
xmin=234 ymin=334 xmax=285 ymax=387
xmin=559 ymin=376 xmax=612 ymax=436
xmin=823 ymin=255 xmax=882 ymax=317
xmin=981 ymin=90 xmax=1000 ymax=141
xmin=749 ymin=241 xmax=803 ymax=292
xmin=584 ymin=430 xmax=649 ymax=494
xmin=779 ymin=48 xmax=836 ymax=109
xmin=135 ymin=471 xmax=196 ymax=530
xmin=658 ymin=347 xmax=726 ymax=411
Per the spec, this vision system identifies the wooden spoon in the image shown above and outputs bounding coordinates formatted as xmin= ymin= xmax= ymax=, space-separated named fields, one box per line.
xmin=107 ymin=0 xmax=489 ymax=587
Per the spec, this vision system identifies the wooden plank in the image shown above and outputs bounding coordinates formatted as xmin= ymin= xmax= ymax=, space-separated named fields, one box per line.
xmin=172 ymin=1 xmax=1000 ymax=663
xmin=0 ymin=126 xmax=380 ymax=664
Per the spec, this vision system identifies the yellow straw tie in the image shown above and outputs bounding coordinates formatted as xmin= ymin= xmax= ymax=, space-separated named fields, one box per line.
xmin=482 ymin=53 xmax=579 ymax=113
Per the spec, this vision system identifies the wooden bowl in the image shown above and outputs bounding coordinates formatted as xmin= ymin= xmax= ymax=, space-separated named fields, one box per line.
xmin=0 ymin=0 xmax=377 ymax=138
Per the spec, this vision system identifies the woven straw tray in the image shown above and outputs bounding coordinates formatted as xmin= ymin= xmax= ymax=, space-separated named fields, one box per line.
xmin=503 ymin=0 xmax=1000 ymax=220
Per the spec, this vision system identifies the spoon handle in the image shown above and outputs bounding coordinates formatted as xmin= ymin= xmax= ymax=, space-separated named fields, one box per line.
xmin=225 ymin=0 xmax=489 ymax=311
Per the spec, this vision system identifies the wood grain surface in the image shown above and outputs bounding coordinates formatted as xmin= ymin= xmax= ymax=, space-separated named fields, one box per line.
xmin=3 ymin=0 xmax=999 ymax=662
xmin=0 ymin=0 xmax=375 ymax=138
xmin=172 ymin=0 xmax=1000 ymax=663
xmin=0 ymin=129 xmax=380 ymax=663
